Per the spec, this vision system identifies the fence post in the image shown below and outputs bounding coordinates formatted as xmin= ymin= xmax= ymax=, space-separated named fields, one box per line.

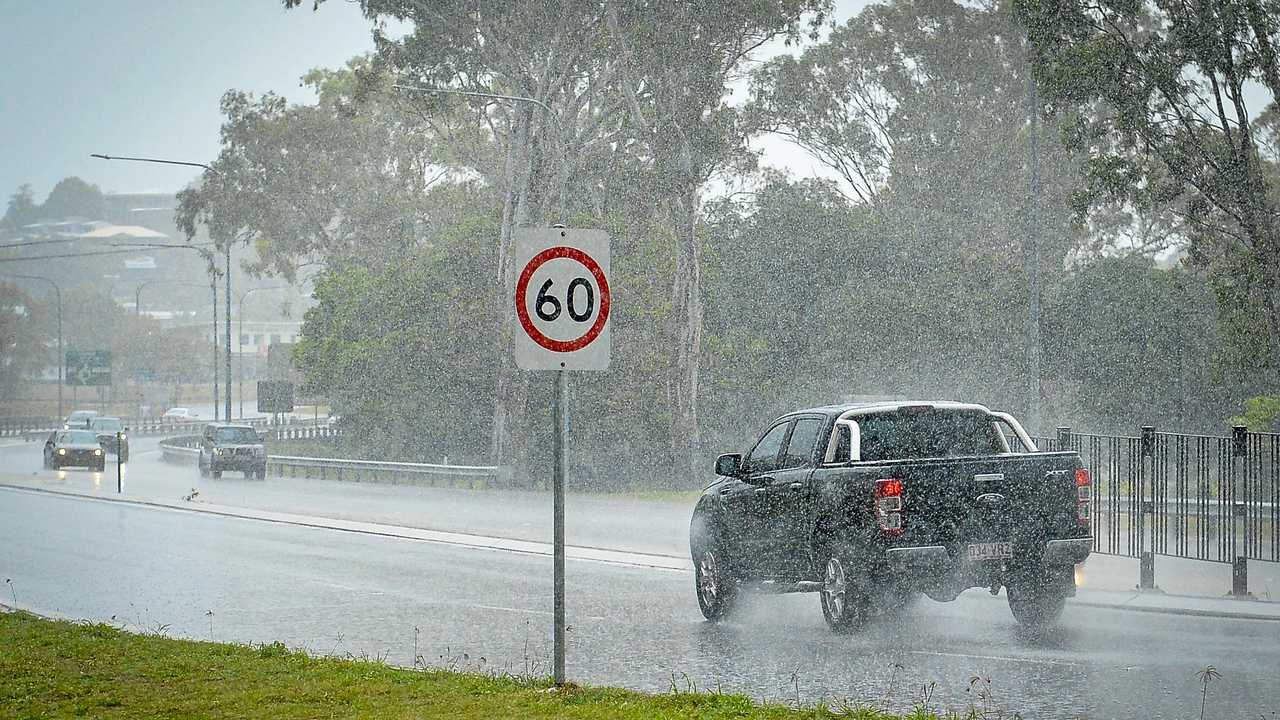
xmin=1139 ymin=425 xmax=1157 ymax=590
xmin=1056 ymin=426 xmax=1071 ymax=448
xmin=1231 ymin=425 xmax=1250 ymax=597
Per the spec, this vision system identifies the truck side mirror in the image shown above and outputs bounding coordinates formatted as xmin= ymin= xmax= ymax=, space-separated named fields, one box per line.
xmin=715 ymin=453 xmax=742 ymax=478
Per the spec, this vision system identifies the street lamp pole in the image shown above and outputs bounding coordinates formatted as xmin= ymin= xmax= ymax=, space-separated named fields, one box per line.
xmin=135 ymin=280 xmax=206 ymax=318
xmin=237 ymin=286 xmax=287 ymax=418
xmin=4 ymin=274 xmax=62 ymax=420
xmin=112 ymin=242 xmax=222 ymax=421
xmin=92 ymin=153 xmax=234 ymax=423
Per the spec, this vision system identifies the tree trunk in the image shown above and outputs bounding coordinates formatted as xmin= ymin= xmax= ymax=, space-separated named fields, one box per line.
xmin=667 ymin=175 xmax=703 ymax=486
xmin=491 ymin=109 xmax=535 ymax=486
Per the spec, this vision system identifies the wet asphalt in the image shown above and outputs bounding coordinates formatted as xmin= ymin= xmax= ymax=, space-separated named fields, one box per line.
xmin=1 ymin=441 xmax=1278 ymax=718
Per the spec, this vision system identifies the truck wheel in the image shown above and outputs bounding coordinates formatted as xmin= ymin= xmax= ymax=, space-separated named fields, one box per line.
xmin=1006 ymin=582 xmax=1067 ymax=628
xmin=694 ymin=548 xmax=738 ymax=621
xmin=820 ymin=544 xmax=871 ymax=633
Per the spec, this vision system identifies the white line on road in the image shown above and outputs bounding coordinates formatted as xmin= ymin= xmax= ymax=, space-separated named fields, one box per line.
xmin=0 ymin=484 xmax=694 ymax=574
xmin=909 ymin=650 xmax=1081 ymax=667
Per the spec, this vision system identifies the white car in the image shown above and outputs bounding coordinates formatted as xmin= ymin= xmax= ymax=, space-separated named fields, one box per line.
xmin=161 ymin=407 xmax=199 ymax=422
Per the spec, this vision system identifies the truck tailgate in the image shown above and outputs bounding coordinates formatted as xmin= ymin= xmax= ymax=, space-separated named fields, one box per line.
xmin=885 ymin=452 xmax=1084 ymax=550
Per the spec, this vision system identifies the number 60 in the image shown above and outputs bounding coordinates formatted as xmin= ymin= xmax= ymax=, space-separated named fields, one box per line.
xmin=536 ymin=278 xmax=595 ymax=323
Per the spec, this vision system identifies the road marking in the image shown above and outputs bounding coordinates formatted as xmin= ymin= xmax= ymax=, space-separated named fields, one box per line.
xmin=909 ymin=650 xmax=1080 ymax=667
xmin=0 ymin=484 xmax=693 ymax=574
xmin=472 ymin=604 xmax=552 ymax=617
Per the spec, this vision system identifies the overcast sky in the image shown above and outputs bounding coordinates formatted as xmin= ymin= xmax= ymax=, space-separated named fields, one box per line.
xmin=0 ymin=1 xmax=863 ymax=204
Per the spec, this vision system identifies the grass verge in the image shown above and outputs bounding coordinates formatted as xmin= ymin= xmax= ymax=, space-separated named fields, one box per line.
xmin=0 ymin=610 xmax=918 ymax=720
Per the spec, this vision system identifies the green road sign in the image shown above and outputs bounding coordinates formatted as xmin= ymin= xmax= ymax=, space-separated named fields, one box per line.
xmin=66 ymin=350 xmax=111 ymax=387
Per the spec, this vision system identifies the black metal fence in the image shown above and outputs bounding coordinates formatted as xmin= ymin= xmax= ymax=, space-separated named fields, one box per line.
xmin=1026 ymin=426 xmax=1279 ymax=591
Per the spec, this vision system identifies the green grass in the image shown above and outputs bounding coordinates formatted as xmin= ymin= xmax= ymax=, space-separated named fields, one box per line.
xmin=0 ymin=610 xmax=928 ymax=719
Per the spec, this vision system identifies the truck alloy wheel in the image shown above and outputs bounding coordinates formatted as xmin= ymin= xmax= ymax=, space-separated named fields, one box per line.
xmin=695 ymin=548 xmax=737 ymax=621
xmin=820 ymin=547 xmax=870 ymax=632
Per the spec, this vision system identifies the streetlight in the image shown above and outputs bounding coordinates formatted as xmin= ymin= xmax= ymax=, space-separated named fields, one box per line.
xmin=112 ymin=242 xmax=221 ymax=420
xmin=3 ymin=273 xmax=62 ymax=420
xmin=391 ymin=84 xmax=567 ymax=216
xmin=91 ymin=153 xmax=233 ymax=423
xmin=135 ymin=280 xmax=208 ymax=318
xmin=237 ymin=285 xmax=288 ymax=418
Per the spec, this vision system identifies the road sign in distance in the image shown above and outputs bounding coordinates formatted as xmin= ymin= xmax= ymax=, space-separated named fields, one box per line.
xmin=66 ymin=350 xmax=111 ymax=387
xmin=513 ymin=228 xmax=611 ymax=371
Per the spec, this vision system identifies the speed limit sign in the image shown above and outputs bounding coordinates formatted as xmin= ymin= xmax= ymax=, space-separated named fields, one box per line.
xmin=513 ymin=228 xmax=611 ymax=370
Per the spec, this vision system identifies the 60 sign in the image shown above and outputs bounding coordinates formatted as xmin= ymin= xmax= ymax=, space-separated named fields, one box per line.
xmin=535 ymin=278 xmax=596 ymax=323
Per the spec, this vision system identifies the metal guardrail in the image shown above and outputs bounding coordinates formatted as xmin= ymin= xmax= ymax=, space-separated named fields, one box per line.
xmin=4 ymin=415 xmax=305 ymax=441
xmin=158 ymin=433 xmax=500 ymax=487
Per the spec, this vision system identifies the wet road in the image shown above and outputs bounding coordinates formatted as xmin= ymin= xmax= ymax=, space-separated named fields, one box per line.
xmin=2 ymin=483 xmax=1278 ymax=719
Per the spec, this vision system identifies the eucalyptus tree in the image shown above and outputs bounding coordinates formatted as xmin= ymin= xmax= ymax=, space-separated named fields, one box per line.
xmin=1016 ymin=0 xmax=1280 ymax=376
xmin=286 ymin=0 xmax=631 ymax=481
xmin=604 ymin=0 xmax=831 ymax=480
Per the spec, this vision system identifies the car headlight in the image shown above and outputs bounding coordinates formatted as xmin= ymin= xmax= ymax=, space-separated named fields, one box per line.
xmin=58 ymin=448 xmax=66 ymax=455
xmin=94 ymin=448 xmax=103 ymax=455
xmin=120 ymin=433 xmax=127 ymax=441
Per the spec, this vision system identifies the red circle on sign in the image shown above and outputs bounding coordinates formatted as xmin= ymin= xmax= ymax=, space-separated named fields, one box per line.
xmin=515 ymin=246 xmax=611 ymax=353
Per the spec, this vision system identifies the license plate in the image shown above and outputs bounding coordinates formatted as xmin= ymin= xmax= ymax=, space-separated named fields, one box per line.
xmin=967 ymin=542 xmax=1013 ymax=561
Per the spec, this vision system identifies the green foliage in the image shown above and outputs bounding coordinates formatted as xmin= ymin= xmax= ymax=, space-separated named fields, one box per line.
xmin=1041 ymin=257 xmax=1238 ymax=433
xmin=294 ymin=214 xmax=500 ymax=464
xmin=2 ymin=184 xmax=39 ymax=232
xmin=1 ymin=610 xmax=912 ymax=719
xmin=1231 ymin=395 xmax=1280 ymax=431
xmin=40 ymin=176 xmax=105 ymax=221
xmin=176 ymin=60 xmax=471 ymax=280
xmin=0 ymin=283 xmax=44 ymax=405
xmin=1015 ymin=0 xmax=1280 ymax=376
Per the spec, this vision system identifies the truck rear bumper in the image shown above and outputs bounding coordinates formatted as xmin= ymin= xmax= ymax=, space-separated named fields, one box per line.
xmin=1043 ymin=537 xmax=1092 ymax=564
xmin=885 ymin=538 xmax=1091 ymax=573
xmin=886 ymin=545 xmax=949 ymax=570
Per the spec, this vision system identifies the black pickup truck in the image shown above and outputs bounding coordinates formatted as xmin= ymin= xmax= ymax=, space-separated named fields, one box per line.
xmin=689 ymin=401 xmax=1092 ymax=631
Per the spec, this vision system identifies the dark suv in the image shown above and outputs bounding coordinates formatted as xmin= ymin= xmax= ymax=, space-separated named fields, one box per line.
xmin=198 ymin=423 xmax=267 ymax=479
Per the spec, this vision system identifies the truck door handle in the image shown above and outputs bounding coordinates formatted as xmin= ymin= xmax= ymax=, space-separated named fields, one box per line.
xmin=754 ymin=487 xmax=769 ymax=494
xmin=789 ymin=482 xmax=803 ymax=490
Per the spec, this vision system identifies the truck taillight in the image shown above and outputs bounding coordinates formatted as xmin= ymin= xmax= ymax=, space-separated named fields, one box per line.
xmin=875 ymin=478 xmax=905 ymax=537
xmin=1075 ymin=468 xmax=1091 ymax=527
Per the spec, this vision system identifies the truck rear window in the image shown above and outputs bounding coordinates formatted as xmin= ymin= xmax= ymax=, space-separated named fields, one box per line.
xmin=858 ymin=409 xmax=1003 ymax=461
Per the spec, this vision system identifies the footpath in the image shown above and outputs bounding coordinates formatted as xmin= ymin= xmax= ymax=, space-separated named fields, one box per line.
xmin=1 ymin=436 xmax=1277 ymax=624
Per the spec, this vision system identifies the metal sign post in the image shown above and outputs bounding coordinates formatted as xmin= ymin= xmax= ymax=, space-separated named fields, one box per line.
xmin=512 ymin=228 xmax=610 ymax=687
xmin=116 ymin=430 xmax=123 ymax=494
xmin=551 ymin=368 xmax=567 ymax=683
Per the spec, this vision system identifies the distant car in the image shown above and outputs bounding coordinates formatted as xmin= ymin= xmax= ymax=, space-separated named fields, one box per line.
xmin=162 ymin=407 xmax=199 ymax=422
xmin=64 ymin=409 xmax=99 ymax=429
xmin=43 ymin=429 xmax=106 ymax=471
xmin=198 ymin=423 xmax=267 ymax=480
xmin=89 ymin=416 xmax=129 ymax=462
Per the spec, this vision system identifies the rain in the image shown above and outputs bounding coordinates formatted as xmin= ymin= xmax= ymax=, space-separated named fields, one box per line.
xmin=1 ymin=1 xmax=1279 ymax=718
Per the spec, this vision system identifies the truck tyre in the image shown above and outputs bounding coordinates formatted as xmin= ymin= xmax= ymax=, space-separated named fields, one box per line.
xmin=694 ymin=547 xmax=739 ymax=621
xmin=820 ymin=544 xmax=871 ymax=633
xmin=1006 ymin=582 xmax=1067 ymax=628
